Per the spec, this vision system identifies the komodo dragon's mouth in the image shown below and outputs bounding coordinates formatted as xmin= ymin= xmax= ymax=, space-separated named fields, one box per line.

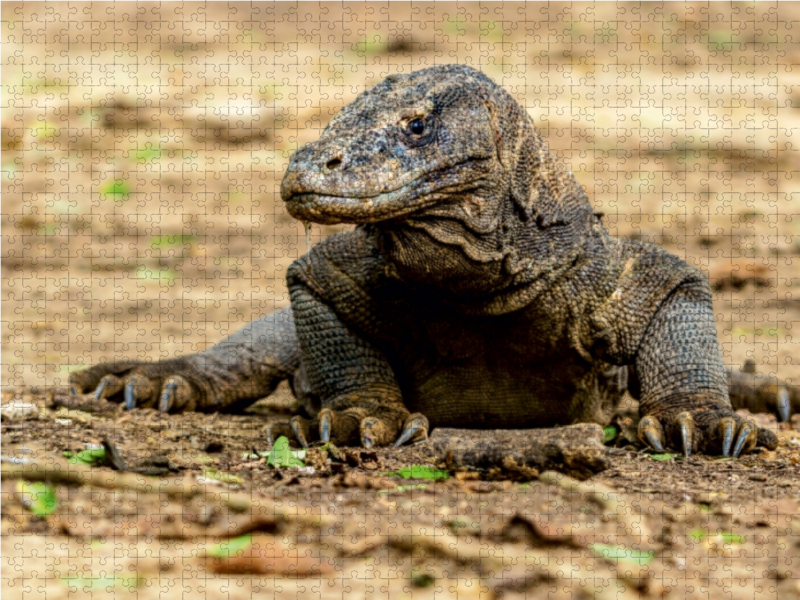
xmin=282 ymin=154 xmax=494 ymax=225
xmin=284 ymin=185 xmax=447 ymax=225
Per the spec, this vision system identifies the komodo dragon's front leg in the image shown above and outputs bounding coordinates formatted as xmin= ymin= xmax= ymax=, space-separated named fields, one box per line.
xmin=632 ymin=279 xmax=779 ymax=456
xmin=70 ymin=306 xmax=300 ymax=413
xmin=264 ymin=236 xmax=428 ymax=448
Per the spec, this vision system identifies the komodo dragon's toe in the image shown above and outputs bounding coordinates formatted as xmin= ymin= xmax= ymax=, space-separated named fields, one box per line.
xmin=266 ymin=407 xmax=429 ymax=449
xmin=71 ymin=360 xmax=206 ymax=412
xmin=638 ymin=407 xmax=777 ymax=457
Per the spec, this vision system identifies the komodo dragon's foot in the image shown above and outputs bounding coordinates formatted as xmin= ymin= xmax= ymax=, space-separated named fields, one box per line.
xmin=69 ymin=359 xmax=262 ymax=413
xmin=266 ymin=404 xmax=429 ymax=449
xmin=638 ymin=406 xmax=778 ymax=458
xmin=728 ymin=360 xmax=800 ymax=424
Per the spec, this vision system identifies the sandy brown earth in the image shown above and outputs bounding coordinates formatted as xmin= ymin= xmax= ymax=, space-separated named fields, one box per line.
xmin=2 ymin=3 xmax=800 ymax=598
xmin=2 ymin=385 xmax=800 ymax=599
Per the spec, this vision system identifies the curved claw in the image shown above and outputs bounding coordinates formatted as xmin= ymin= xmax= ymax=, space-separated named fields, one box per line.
xmin=159 ymin=380 xmax=178 ymax=412
xmin=95 ymin=375 xmax=123 ymax=401
xmin=637 ymin=416 xmax=665 ymax=452
xmin=124 ymin=382 xmax=137 ymax=410
xmin=732 ymin=420 xmax=757 ymax=458
xmin=290 ymin=415 xmax=311 ymax=448
xmin=361 ymin=421 xmax=375 ymax=449
xmin=124 ymin=375 xmax=156 ymax=410
xmin=393 ymin=413 xmax=430 ymax=447
xmin=676 ymin=411 xmax=694 ymax=457
xmin=360 ymin=415 xmax=396 ymax=448
xmin=160 ymin=376 xmax=194 ymax=413
xmin=718 ymin=416 xmax=737 ymax=457
xmin=776 ymin=387 xmax=791 ymax=423
xmin=318 ymin=408 xmax=333 ymax=443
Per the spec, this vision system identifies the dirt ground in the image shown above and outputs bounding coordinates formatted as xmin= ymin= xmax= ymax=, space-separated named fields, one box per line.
xmin=2 ymin=3 xmax=800 ymax=598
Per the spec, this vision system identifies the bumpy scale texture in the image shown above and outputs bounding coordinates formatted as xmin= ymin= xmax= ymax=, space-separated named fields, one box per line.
xmin=72 ymin=64 xmax=794 ymax=456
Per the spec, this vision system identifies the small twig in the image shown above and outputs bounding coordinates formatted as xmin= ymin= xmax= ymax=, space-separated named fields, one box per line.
xmin=0 ymin=455 xmax=331 ymax=527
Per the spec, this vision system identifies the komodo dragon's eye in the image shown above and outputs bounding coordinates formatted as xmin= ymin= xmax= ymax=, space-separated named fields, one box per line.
xmin=407 ymin=118 xmax=426 ymax=136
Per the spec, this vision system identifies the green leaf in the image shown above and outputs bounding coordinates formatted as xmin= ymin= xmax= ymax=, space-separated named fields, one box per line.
xmin=690 ymin=529 xmax=706 ymax=542
xmin=650 ymin=453 xmax=678 ymax=461
xmin=719 ymin=532 xmax=746 ymax=544
xmin=386 ymin=465 xmax=449 ymax=481
xmin=202 ymin=468 xmax=244 ymax=485
xmin=603 ymin=425 xmax=619 ymax=444
xmin=133 ymin=144 xmax=162 ymax=163
xmin=99 ymin=179 xmax=132 ymax=200
xmin=590 ymin=543 xmax=654 ymax=566
xmin=206 ymin=534 xmax=253 ymax=558
xmin=67 ymin=447 xmax=107 ymax=466
xmin=398 ymin=484 xmax=428 ymax=492
xmin=37 ymin=222 xmax=59 ymax=235
xmin=690 ymin=529 xmax=745 ymax=544
xmin=319 ymin=442 xmax=342 ymax=460
xmin=17 ymin=481 xmax=58 ymax=517
xmin=60 ymin=575 xmax=143 ymax=591
xmin=267 ymin=436 xmax=305 ymax=468
xmin=242 ymin=447 xmax=307 ymax=461
xmin=241 ymin=450 xmax=271 ymax=460
xmin=31 ymin=121 xmax=59 ymax=138
xmin=707 ymin=29 xmax=737 ymax=51
xmin=411 ymin=569 xmax=435 ymax=588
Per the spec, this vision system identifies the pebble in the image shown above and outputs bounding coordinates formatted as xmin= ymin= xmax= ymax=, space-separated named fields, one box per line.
xmin=0 ymin=400 xmax=38 ymax=421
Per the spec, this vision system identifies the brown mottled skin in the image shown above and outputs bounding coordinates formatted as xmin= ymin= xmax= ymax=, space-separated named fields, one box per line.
xmin=72 ymin=65 xmax=794 ymax=456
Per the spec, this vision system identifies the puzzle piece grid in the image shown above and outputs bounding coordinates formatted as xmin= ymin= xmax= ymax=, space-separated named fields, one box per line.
xmin=2 ymin=3 xmax=800 ymax=599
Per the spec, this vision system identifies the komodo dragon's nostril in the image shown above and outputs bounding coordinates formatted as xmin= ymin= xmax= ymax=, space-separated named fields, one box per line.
xmin=325 ymin=157 xmax=342 ymax=170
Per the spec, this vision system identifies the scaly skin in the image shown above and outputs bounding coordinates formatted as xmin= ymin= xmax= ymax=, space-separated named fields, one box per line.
xmin=73 ymin=65 xmax=792 ymax=457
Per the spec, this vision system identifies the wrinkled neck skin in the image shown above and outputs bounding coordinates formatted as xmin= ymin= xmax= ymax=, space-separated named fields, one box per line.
xmin=372 ymin=176 xmax=600 ymax=314
xmin=373 ymin=159 xmax=510 ymax=294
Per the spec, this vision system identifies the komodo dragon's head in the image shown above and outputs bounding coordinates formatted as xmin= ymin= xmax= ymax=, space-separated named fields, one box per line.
xmin=281 ymin=64 xmax=594 ymax=295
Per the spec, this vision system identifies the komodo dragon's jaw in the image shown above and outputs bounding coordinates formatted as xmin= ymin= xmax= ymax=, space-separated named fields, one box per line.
xmin=280 ymin=65 xmax=504 ymax=226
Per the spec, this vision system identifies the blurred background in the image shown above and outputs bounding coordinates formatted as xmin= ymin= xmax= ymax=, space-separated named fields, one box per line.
xmin=2 ymin=2 xmax=799 ymax=388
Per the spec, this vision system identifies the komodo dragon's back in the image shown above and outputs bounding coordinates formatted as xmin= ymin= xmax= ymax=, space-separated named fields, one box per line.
xmin=72 ymin=64 xmax=794 ymax=457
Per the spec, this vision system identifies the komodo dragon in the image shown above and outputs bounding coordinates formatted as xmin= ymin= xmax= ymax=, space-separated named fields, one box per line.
xmin=71 ymin=64 xmax=796 ymax=457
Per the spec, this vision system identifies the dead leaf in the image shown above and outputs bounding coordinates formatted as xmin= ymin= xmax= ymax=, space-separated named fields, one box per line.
xmin=203 ymin=535 xmax=337 ymax=576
